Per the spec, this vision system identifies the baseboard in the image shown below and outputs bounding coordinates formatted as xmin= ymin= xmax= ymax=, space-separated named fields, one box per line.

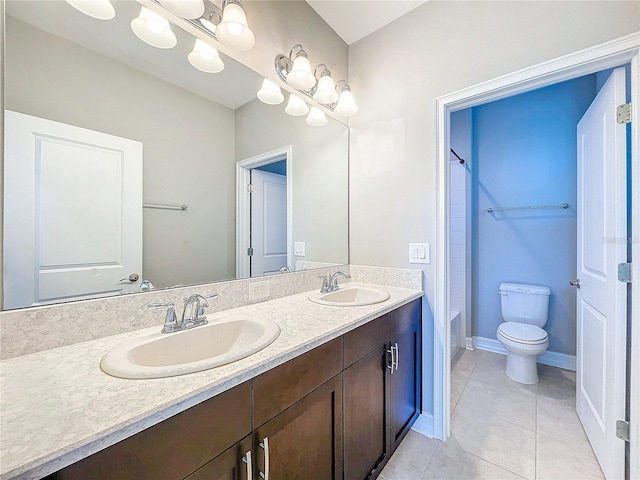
xmin=411 ymin=413 xmax=434 ymax=438
xmin=465 ymin=337 xmax=474 ymax=350
xmin=472 ymin=336 xmax=576 ymax=371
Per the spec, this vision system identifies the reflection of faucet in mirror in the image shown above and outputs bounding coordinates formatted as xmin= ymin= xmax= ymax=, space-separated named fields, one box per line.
xmin=140 ymin=280 xmax=155 ymax=291
xmin=279 ymin=266 xmax=292 ymax=273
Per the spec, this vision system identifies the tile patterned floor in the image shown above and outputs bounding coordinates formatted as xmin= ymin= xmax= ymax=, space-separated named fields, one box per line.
xmin=380 ymin=349 xmax=605 ymax=480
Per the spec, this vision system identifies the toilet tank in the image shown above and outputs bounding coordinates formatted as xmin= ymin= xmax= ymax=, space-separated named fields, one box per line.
xmin=499 ymin=282 xmax=551 ymax=327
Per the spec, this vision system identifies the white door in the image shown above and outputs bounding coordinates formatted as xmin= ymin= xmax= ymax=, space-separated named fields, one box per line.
xmin=250 ymin=169 xmax=287 ymax=276
xmin=576 ymin=67 xmax=627 ymax=480
xmin=4 ymin=111 xmax=143 ymax=309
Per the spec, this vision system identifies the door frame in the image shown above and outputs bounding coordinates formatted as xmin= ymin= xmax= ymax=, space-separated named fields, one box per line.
xmin=236 ymin=145 xmax=292 ymax=279
xmin=433 ymin=32 xmax=640 ymax=477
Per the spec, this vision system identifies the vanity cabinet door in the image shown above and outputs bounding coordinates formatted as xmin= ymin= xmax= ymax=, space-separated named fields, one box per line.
xmin=389 ymin=319 xmax=422 ymax=453
xmin=254 ymin=375 xmax=343 ymax=480
xmin=185 ymin=435 xmax=253 ymax=480
xmin=343 ymin=344 xmax=388 ymax=480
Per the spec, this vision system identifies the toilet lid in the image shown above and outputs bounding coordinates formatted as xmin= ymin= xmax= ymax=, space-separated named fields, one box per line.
xmin=498 ymin=322 xmax=548 ymax=344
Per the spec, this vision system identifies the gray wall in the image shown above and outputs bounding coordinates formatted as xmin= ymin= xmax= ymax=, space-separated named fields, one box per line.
xmin=5 ymin=17 xmax=236 ymax=288
xmin=348 ymin=1 xmax=640 ymax=413
xmin=235 ymin=99 xmax=349 ymax=265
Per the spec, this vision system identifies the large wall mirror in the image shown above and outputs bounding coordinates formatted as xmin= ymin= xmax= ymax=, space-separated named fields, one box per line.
xmin=3 ymin=0 xmax=349 ymax=310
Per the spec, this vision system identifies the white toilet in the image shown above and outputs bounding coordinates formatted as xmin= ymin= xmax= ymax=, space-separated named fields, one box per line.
xmin=496 ymin=282 xmax=551 ymax=384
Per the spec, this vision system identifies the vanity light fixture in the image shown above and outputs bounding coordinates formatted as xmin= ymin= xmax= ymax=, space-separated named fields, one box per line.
xmin=188 ymin=39 xmax=224 ymax=73
xmin=131 ymin=6 xmax=177 ymax=49
xmin=312 ymin=65 xmax=339 ymax=104
xmin=257 ymin=79 xmax=284 ymax=105
xmin=284 ymin=94 xmax=310 ymax=116
xmin=158 ymin=0 xmax=205 ymax=19
xmin=215 ymin=0 xmax=255 ymax=51
xmin=65 ymin=0 xmax=115 ymax=20
xmin=306 ymin=107 xmax=328 ymax=127
xmin=275 ymin=44 xmax=358 ymax=117
xmin=333 ymin=81 xmax=359 ymax=117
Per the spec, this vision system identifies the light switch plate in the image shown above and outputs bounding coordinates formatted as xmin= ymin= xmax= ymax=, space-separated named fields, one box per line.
xmin=409 ymin=243 xmax=430 ymax=264
xmin=294 ymin=241 xmax=306 ymax=256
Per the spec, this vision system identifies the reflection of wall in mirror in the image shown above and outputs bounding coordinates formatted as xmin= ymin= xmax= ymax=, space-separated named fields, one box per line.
xmin=235 ymin=98 xmax=349 ymax=266
xmin=5 ymin=17 xmax=236 ymax=289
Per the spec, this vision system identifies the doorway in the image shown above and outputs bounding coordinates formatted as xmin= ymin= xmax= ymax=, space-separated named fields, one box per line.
xmin=433 ymin=34 xmax=640 ymax=479
xmin=236 ymin=145 xmax=292 ymax=279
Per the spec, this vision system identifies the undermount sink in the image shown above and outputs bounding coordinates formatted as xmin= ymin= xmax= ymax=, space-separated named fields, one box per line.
xmin=308 ymin=286 xmax=390 ymax=307
xmin=101 ymin=317 xmax=280 ymax=379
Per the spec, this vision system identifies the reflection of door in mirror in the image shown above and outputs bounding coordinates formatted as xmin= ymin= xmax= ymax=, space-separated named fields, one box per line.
xmin=3 ymin=111 xmax=143 ymax=309
xmin=251 ymin=166 xmax=287 ymax=277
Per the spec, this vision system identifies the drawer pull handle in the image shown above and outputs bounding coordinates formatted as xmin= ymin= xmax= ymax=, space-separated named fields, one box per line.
xmin=394 ymin=342 xmax=399 ymax=372
xmin=386 ymin=345 xmax=395 ymax=374
xmin=259 ymin=437 xmax=270 ymax=480
xmin=242 ymin=450 xmax=252 ymax=479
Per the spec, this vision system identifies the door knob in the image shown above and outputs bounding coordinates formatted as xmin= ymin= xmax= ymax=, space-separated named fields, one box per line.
xmin=570 ymin=279 xmax=581 ymax=289
xmin=120 ymin=273 xmax=139 ymax=282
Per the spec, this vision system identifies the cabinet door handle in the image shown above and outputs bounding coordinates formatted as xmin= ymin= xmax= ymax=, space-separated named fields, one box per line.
xmin=259 ymin=437 xmax=270 ymax=479
xmin=386 ymin=345 xmax=395 ymax=374
xmin=394 ymin=342 xmax=399 ymax=372
xmin=242 ymin=450 xmax=252 ymax=480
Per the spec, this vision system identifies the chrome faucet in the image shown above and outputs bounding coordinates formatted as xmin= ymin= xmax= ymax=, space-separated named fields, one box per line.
xmin=182 ymin=293 xmax=219 ymax=329
xmin=319 ymin=271 xmax=351 ymax=293
xmin=148 ymin=292 xmax=219 ymax=334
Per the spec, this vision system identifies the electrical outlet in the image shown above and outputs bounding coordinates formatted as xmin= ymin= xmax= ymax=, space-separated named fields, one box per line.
xmin=249 ymin=280 xmax=271 ymax=301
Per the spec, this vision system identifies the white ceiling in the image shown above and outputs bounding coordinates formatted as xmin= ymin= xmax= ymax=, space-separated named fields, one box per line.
xmin=306 ymin=0 xmax=428 ymax=45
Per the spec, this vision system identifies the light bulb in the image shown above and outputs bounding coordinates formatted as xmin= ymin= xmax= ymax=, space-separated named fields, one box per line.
xmin=285 ymin=94 xmax=309 ymax=116
xmin=158 ymin=0 xmax=205 ymax=19
xmin=131 ymin=7 xmax=177 ymax=49
xmin=313 ymin=75 xmax=339 ymax=104
xmin=306 ymin=107 xmax=328 ymax=127
xmin=287 ymin=55 xmax=316 ymax=90
xmin=65 ymin=0 xmax=115 ymax=20
xmin=188 ymin=39 xmax=224 ymax=73
xmin=216 ymin=2 xmax=255 ymax=51
xmin=334 ymin=89 xmax=358 ymax=116
xmin=257 ymin=79 xmax=284 ymax=105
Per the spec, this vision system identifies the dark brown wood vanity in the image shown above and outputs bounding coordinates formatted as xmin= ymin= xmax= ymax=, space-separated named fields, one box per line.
xmin=45 ymin=299 xmax=421 ymax=480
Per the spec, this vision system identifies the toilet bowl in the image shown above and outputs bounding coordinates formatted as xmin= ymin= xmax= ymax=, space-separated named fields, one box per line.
xmin=496 ymin=283 xmax=551 ymax=384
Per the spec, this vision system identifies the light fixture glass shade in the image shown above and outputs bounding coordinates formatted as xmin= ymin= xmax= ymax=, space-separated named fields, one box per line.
xmin=158 ymin=0 xmax=204 ymax=19
xmin=285 ymin=94 xmax=309 ymax=116
xmin=334 ymin=89 xmax=359 ymax=116
xmin=306 ymin=107 xmax=328 ymax=127
xmin=287 ymin=56 xmax=316 ymax=90
xmin=188 ymin=39 xmax=224 ymax=73
xmin=65 ymin=0 xmax=115 ymax=20
xmin=131 ymin=7 xmax=177 ymax=49
xmin=257 ymin=79 xmax=284 ymax=105
xmin=216 ymin=2 xmax=255 ymax=51
xmin=313 ymin=75 xmax=339 ymax=104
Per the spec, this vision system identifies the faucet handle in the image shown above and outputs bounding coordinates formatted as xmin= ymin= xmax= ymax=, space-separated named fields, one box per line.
xmin=318 ymin=275 xmax=330 ymax=293
xmin=148 ymin=302 xmax=179 ymax=333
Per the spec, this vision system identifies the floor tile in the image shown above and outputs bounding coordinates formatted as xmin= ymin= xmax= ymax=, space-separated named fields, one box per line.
xmin=421 ymin=434 xmax=526 ymax=480
xmin=451 ymin=349 xmax=483 ymax=379
xmin=536 ymin=364 xmax=576 ymax=401
xmin=458 ymin=379 xmax=537 ymax=431
xmin=536 ymin=431 xmax=604 ymax=480
xmin=536 ymin=395 xmax=588 ymax=446
xmin=450 ymin=372 xmax=468 ymax=405
xmin=470 ymin=354 xmax=537 ymax=398
xmin=452 ymin=404 xmax=536 ymax=479
xmin=380 ymin=430 xmax=438 ymax=480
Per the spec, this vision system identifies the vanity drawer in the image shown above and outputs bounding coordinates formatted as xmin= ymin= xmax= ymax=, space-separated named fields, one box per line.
xmin=253 ymin=337 xmax=342 ymax=428
xmin=343 ymin=313 xmax=391 ymax=368
xmin=391 ymin=298 xmax=421 ymax=336
xmin=47 ymin=381 xmax=251 ymax=480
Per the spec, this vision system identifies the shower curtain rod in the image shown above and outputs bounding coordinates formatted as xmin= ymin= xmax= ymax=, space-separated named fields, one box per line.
xmin=450 ymin=148 xmax=465 ymax=164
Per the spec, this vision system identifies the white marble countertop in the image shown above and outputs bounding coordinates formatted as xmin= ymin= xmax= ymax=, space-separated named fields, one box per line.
xmin=0 ymin=283 xmax=422 ymax=480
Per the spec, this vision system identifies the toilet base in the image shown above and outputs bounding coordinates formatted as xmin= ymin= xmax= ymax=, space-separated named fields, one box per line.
xmin=504 ymin=351 xmax=539 ymax=385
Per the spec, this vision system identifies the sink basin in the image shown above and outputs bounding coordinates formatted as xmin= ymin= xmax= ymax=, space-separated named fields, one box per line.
xmin=308 ymin=286 xmax=390 ymax=307
xmin=101 ymin=317 xmax=280 ymax=379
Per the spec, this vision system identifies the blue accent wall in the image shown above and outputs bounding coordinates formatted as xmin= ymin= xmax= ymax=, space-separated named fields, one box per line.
xmin=255 ymin=159 xmax=286 ymax=176
xmin=470 ymin=75 xmax=597 ymax=355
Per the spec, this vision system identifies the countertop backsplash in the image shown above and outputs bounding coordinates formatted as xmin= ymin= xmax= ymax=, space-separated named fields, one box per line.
xmin=0 ymin=265 xmax=422 ymax=360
